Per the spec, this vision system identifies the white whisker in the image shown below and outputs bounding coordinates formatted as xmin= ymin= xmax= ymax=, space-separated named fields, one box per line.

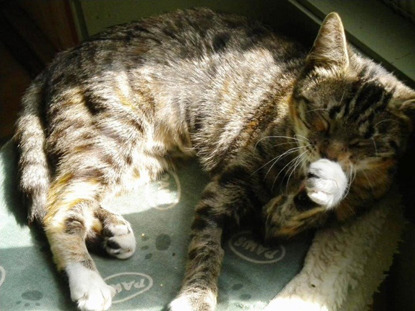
xmin=371 ymin=138 xmax=378 ymax=156
xmin=252 ymin=146 xmax=303 ymax=176
xmin=272 ymin=150 xmax=307 ymax=190
xmin=264 ymin=146 xmax=304 ymax=178
xmin=294 ymin=134 xmax=310 ymax=143
xmin=343 ymin=164 xmax=355 ymax=198
xmin=254 ymin=135 xmax=301 ymax=149
xmin=305 ymin=108 xmax=328 ymax=113
xmin=284 ymin=151 xmax=307 ymax=192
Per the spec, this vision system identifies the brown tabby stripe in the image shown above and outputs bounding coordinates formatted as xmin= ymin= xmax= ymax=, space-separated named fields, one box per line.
xmin=13 ymin=8 xmax=415 ymax=311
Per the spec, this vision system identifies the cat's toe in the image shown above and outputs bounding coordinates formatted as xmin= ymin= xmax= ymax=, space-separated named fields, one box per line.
xmin=103 ymin=221 xmax=136 ymax=259
xmin=67 ymin=263 xmax=115 ymax=311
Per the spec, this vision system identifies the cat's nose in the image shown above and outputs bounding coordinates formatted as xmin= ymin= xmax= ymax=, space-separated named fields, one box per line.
xmin=320 ymin=151 xmax=337 ymax=161
xmin=320 ymin=141 xmax=344 ymax=161
xmin=320 ymin=150 xmax=330 ymax=160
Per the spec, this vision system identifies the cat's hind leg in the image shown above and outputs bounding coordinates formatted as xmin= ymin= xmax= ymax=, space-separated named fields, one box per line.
xmin=43 ymin=148 xmax=167 ymax=310
xmin=44 ymin=175 xmax=116 ymax=311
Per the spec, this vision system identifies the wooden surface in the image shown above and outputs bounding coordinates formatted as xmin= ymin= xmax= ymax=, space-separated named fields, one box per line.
xmin=0 ymin=41 xmax=31 ymax=144
xmin=19 ymin=0 xmax=79 ymax=50
xmin=0 ymin=0 xmax=78 ymax=144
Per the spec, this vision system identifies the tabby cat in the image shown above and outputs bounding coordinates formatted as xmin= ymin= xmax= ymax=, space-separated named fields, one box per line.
xmin=14 ymin=8 xmax=414 ymax=311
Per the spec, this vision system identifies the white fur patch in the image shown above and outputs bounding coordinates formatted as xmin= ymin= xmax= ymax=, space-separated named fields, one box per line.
xmin=169 ymin=290 xmax=216 ymax=311
xmin=306 ymin=159 xmax=347 ymax=209
xmin=104 ymin=220 xmax=136 ymax=259
xmin=169 ymin=296 xmax=194 ymax=311
xmin=66 ymin=263 xmax=115 ymax=311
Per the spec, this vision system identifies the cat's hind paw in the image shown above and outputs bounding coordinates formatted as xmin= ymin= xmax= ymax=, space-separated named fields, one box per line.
xmin=66 ymin=263 xmax=115 ymax=311
xmin=102 ymin=216 xmax=136 ymax=259
xmin=305 ymin=159 xmax=347 ymax=209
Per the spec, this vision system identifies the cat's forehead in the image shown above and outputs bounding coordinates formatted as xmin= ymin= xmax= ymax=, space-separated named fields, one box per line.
xmin=295 ymin=69 xmax=355 ymax=102
xmin=295 ymin=74 xmax=403 ymax=138
xmin=298 ymin=70 xmax=395 ymax=112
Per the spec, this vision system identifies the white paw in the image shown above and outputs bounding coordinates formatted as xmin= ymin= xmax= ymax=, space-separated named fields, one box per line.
xmin=169 ymin=295 xmax=194 ymax=311
xmin=169 ymin=291 xmax=216 ymax=311
xmin=306 ymin=159 xmax=347 ymax=209
xmin=104 ymin=220 xmax=136 ymax=259
xmin=66 ymin=263 xmax=115 ymax=311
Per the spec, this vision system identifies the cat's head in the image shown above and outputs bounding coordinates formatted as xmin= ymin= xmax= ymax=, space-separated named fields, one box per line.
xmin=290 ymin=13 xmax=415 ymax=197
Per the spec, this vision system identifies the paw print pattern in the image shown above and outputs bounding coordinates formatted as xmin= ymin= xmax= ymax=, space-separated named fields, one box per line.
xmin=0 ymin=266 xmax=5 ymax=288
xmin=16 ymin=290 xmax=43 ymax=308
xmin=139 ymin=233 xmax=173 ymax=260
xmin=231 ymin=283 xmax=252 ymax=301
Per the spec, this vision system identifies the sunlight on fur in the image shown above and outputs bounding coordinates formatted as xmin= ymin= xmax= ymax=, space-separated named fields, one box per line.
xmin=103 ymin=170 xmax=181 ymax=214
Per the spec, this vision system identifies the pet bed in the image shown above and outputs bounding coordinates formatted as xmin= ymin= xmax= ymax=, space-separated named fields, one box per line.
xmin=0 ymin=141 xmax=404 ymax=310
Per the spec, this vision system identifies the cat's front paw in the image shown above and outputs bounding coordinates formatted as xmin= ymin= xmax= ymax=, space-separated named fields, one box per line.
xmin=305 ymin=159 xmax=347 ymax=208
xmin=169 ymin=290 xmax=216 ymax=311
xmin=66 ymin=263 xmax=115 ymax=311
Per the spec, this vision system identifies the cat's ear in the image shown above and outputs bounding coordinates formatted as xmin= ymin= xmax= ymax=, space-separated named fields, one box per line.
xmin=390 ymin=89 xmax=415 ymax=130
xmin=306 ymin=12 xmax=349 ymax=71
xmin=399 ymin=97 xmax=415 ymax=130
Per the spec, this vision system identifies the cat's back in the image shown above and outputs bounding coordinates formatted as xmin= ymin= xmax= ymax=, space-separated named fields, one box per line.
xmin=33 ymin=8 xmax=306 ymax=172
xmin=15 ymin=8 xmax=307 ymax=223
xmin=92 ymin=8 xmax=288 ymax=61
xmin=48 ymin=8 xmax=303 ymax=77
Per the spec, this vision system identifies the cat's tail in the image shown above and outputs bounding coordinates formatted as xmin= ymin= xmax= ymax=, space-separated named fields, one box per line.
xmin=14 ymin=76 xmax=50 ymax=225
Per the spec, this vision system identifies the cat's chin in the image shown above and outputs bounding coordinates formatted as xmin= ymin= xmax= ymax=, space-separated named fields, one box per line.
xmin=305 ymin=159 xmax=348 ymax=209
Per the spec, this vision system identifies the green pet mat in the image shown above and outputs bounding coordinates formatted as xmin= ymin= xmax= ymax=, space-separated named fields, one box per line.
xmin=0 ymin=141 xmax=311 ymax=310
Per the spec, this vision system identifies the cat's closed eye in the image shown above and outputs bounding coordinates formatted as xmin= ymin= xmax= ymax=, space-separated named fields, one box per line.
xmin=310 ymin=115 xmax=329 ymax=133
xmin=348 ymin=139 xmax=366 ymax=148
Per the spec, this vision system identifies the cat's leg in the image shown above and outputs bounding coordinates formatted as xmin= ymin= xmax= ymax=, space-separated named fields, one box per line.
xmin=170 ymin=184 xmax=226 ymax=311
xmin=170 ymin=166 xmax=257 ymax=311
xmin=170 ymin=227 xmax=224 ymax=311
xmin=44 ymin=175 xmax=116 ymax=311
xmin=43 ymin=141 xmax=168 ymax=309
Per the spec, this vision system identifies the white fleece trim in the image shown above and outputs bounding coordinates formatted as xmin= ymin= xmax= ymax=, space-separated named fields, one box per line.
xmin=265 ymin=187 xmax=405 ymax=311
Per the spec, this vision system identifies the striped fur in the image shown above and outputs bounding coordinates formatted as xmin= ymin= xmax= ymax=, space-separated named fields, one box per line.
xmin=13 ymin=9 xmax=415 ymax=311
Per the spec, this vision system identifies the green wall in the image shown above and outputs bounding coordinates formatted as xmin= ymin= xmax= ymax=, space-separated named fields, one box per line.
xmin=75 ymin=0 xmax=319 ymax=45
